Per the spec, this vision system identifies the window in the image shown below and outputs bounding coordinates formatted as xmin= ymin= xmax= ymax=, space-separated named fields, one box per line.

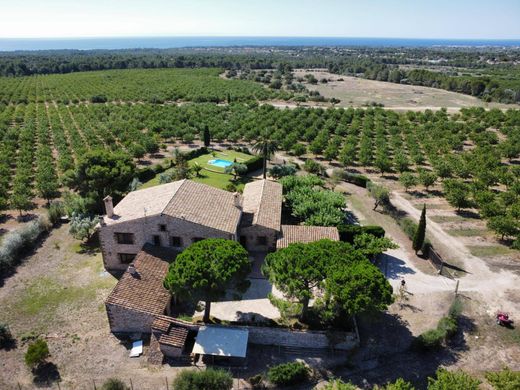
xmin=118 ymin=253 xmax=136 ymax=264
xmin=115 ymin=232 xmax=134 ymax=245
xmin=170 ymin=236 xmax=182 ymax=247
xmin=192 ymin=237 xmax=204 ymax=243
xmin=153 ymin=235 xmax=161 ymax=246
xmin=159 ymin=224 xmax=167 ymax=232
xmin=257 ymin=236 xmax=268 ymax=246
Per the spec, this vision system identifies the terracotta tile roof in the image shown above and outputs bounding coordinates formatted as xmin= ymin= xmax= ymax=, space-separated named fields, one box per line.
xmin=103 ymin=180 xmax=242 ymax=234
xmin=276 ymin=225 xmax=340 ymax=249
xmin=159 ymin=327 xmax=189 ymax=348
xmin=241 ymin=180 xmax=282 ymax=231
xmin=105 ymin=245 xmax=174 ymax=315
xmin=103 ymin=181 xmax=184 ymax=225
xmin=162 ymin=180 xmax=242 ymax=234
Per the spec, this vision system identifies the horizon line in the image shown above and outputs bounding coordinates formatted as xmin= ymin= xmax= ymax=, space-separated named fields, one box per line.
xmin=1 ymin=35 xmax=520 ymax=41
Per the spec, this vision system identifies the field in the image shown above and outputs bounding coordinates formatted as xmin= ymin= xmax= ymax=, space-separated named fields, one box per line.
xmin=296 ymin=70 xmax=519 ymax=111
xmin=0 ymin=68 xmax=281 ymax=104
xmin=141 ymin=149 xmax=255 ymax=190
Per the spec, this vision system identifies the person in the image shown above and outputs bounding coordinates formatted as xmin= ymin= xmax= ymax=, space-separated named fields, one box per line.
xmin=401 ymin=279 xmax=406 ymax=288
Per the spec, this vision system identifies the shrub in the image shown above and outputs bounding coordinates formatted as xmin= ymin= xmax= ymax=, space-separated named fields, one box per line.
xmin=267 ymin=361 xmax=308 ymax=386
xmin=343 ymin=172 xmax=370 ymax=188
xmin=322 ymin=379 xmax=357 ymax=389
xmin=0 ymin=216 xmax=52 ymax=274
xmin=101 ymin=378 xmax=128 ymax=390
xmin=90 ymin=95 xmax=108 ymax=103
xmin=172 ymin=368 xmax=233 ymax=390
xmin=244 ymin=155 xmax=263 ymax=173
xmin=248 ymin=374 xmax=264 ymax=388
xmin=47 ymin=202 xmax=64 ymax=226
xmin=337 ymin=224 xmax=385 ymax=243
xmin=0 ymin=323 xmax=14 ymax=349
xmin=303 ymin=159 xmax=324 ymax=175
xmin=485 ymin=367 xmax=520 ymax=390
xmin=269 ymin=164 xmax=297 ymax=179
xmin=437 ymin=316 xmax=458 ymax=338
xmin=414 ymin=328 xmax=445 ymax=350
xmin=25 ymin=339 xmax=50 ymax=368
xmin=374 ymin=378 xmax=416 ymax=390
xmin=427 ymin=368 xmax=480 ymax=390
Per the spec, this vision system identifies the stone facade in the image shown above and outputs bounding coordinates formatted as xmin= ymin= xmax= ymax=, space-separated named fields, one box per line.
xmin=106 ymin=303 xmax=168 ymax=334
xmin=238 ymin=225 xmax=277 ymax=252
xmin=100 ymin=214 xmax=238 ymax=271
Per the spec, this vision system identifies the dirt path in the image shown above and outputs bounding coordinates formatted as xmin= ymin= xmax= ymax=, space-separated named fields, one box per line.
xmin=390 ymin=191 xmax=520 ymax=317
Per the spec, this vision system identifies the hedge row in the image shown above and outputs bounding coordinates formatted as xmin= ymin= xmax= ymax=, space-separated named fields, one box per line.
xmin=244 ymin=155 xmax=263 ymax=173
xmin=337 ymin=224 xmax=385 ymax=243
xmin=0 ymin=215 xmax=52 ymax=275
xmin=342 ymin=172 xmax=371 ymax=188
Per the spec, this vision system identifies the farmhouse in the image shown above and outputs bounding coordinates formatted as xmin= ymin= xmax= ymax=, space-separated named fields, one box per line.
xmin=102 ymin=179 xmax=340 ymax=334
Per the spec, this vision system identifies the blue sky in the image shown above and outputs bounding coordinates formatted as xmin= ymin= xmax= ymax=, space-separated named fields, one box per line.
xmin=0 ymin=0 xmax=518 ymax=39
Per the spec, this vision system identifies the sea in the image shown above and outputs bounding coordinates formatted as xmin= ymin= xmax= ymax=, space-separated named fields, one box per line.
xmin=1 ymin=36 xmax=520 ymax=51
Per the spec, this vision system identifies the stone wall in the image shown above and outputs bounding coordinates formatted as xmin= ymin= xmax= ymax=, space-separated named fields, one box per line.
xmin=244 ymin=326 xmax=358 ymax=350
xmin=106 ymin=303 xmax=158 ymax=334
xmin=100 ymin=214 xmax=238 ymax=271
xmin=160 ymin=343 xmax=183 ymax=358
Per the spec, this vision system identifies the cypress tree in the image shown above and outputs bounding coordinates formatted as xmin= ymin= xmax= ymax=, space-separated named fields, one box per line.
xmin=413 ymin=204 xmax=427 ymax=255
xmin=203 ymin=125 xmax=210 ymax=147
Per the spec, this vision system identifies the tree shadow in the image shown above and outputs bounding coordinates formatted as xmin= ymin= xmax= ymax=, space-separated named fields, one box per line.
xmin=16 ymin=213 xmax=38 ymax=223
xmin=233 ymin=311 xmax=277 ymax=326
xmin=32 ymin=362 xmax=61 ymax=387
xmin=344 ymin=210 xmax=359 ymax=225
xmin=379 ymin=253 xmax=416 ymax=279
xmin=335 ymin=311 xmax=464 ymax=389
xmin=0 ymin=336 xmax=17 ymax=351
xmin=455 ymin=210 xmax=481 ymax=219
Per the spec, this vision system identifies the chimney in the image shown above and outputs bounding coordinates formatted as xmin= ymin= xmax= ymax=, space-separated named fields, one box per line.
xmin=233 ymin=192 xmax=241 ymax=209
xmin=128 ymin=263 xmax=138 ymax=276
xmin=104 ymin=195 xmax=114 ymax=218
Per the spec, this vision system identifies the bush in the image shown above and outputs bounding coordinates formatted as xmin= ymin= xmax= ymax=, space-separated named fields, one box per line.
xmin=25 ymin=339 xmax=50 ymax=368
xmin=427 ymin=368 xmax=480 ymax=390
xmin=303 ymin=159 xmax=324 ymax=175
xmin=0 ymin=323 xmax=14 ymax=349
xmin=248 ymin=374 xmax=264 ymax=388
xmin=47 ymin=202 xmax=64 ymax=225
xmin=485 ymin=367 xmax=520 ymax=390
xmin=268 ymin=164 xmax=297 ymax=179
xmin=267 ymin=361 xmax=308 ymax=386
xmin=341 ymin=171 xmax=371 ymax=188
xmin=374 ymin=378 xmax=415 ymax=390
xmin=172 ymin=368 xmax=233 ymax=390
xmin=437 ymin=316 xmax=458 ymax=338
xmin=322 ymin=379 xmax=357 ymax=389
xmin=183 ymin=147 xmax=209 ymax=160
xmin=244 ymin=155 xmax=263 ymax=173
xmin=0 ymin=216 xmax=52 ymax=275
xmin=90 ymin=95 xmax=108 ymax=103
xmin=101 ymin=378 xmax=128 ymax=390
xmin=337 ymin=224 xmax=385 ymax=243
xmin=414 ymin=328 xmax=445 ymax=350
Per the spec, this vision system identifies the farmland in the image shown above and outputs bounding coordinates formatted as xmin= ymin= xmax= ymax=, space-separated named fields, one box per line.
xmin=0 ymin=69 xmax=519 ymax=246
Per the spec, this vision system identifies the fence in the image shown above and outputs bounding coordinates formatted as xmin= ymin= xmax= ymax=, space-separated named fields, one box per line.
xmin=427 ymin=247 xmax=454 ymax=279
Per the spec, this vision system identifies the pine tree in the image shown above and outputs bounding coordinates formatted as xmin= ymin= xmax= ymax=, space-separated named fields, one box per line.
xmin=413 ymin=204 xmax=427 ymax=255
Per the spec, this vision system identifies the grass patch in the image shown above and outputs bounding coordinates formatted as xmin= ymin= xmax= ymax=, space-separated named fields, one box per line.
xmin=142 ymin=149 xmax=255 ymax=190
xmin=446 ymin=228 xmax=489 ymax=237
xmin=430 ymin=215 xmax=477 ymax=223
xmin=468 ymin=245 xmax=514 ymax=257
xmin=16 ymin=277 xmax=96 ymax=317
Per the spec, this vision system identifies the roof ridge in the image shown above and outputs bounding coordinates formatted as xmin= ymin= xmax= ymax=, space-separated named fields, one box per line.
xmin=253 ymin=179 xmax=267 ymax=225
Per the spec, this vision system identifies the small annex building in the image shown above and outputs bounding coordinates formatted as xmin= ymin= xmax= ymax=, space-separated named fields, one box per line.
xmin=276 ymin=225 xmax=340 ymax=249
xmin=105 ymin=244 xmax=174 ymax=334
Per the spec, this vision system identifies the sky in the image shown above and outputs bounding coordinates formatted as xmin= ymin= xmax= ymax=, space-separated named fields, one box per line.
xmin=0 ymin=0 xmax=519 ymax=39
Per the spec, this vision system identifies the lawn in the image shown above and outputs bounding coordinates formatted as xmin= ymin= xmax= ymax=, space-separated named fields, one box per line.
xmin=142 ymin=149 xmax=255 ymax=190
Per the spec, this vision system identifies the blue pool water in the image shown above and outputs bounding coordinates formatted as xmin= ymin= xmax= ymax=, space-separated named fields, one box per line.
xmin=208 ymin=159 xmax=233 ymax=168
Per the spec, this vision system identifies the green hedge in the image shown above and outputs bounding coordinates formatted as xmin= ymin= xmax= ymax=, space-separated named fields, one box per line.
xmin=136 ymin=162 xmax=169 ymax=182
xmin=244 ymin=155 xmax=263 ymax=173
xmin=337 ymin=224 xmax=385 ymax=243
xmin=172 ymin=368 xmax=233 ymax=390
xmin=183 ymin=146 xmax=209 ymax=160
xmin=267 ymin=362 xmax=308 ymax=386
xmin=343 ymin=172 xmax=371 ymax=188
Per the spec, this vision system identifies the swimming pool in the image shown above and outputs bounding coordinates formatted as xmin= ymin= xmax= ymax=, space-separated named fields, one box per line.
xmin=208 ymin=159 xmax=233 ymax=168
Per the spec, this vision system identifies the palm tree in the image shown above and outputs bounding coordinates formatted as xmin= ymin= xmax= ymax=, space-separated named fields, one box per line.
xmin=252 ymin=135 xmax=278 ymax=179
